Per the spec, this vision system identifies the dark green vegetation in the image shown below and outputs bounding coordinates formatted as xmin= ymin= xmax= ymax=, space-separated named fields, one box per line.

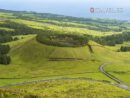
xmin=0 ymin=21 xmax=40 ymax=43
xmin=0 ymin=45 xmax=11 ymax=65
xmin=120 ymin=46 xmax=130 ymax=52
xmin=36 ymin=29 xmax=88 ymax=47
xmin=92 ymin=31 xmax=130 ymax=46
xmin=0 ymin=9 xmax=130 ymax=98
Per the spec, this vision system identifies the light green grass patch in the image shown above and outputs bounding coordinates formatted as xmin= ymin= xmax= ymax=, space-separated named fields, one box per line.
xmin=4 ymin=80 xmax=130 ymax=98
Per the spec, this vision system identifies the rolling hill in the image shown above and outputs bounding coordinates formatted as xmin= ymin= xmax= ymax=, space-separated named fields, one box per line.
xmin=11 ymin=37 xmax=90 ymax=63
xmin=0 ymin=9 xmax=130 ymax=98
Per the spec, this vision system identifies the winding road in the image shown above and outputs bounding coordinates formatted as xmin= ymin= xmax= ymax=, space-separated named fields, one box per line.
xmin=0 ymin=63 xmax=130 ymax=92
xmin=0 ymin=78 xmax=111 ymax=88
xmin=99 ymin=64 xmax=130 ymax=91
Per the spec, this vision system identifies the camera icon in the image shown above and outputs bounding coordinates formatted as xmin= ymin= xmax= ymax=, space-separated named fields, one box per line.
xmin=90 ymin=8 xmax=95 ymax=13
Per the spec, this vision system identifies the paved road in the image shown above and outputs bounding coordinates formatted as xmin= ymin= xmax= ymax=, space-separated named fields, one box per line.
xmin=99 ymin=64 xmax=130 ymax=91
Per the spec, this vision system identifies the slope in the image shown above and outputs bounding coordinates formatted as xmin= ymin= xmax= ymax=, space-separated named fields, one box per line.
xmin=0 ymin=34 xmax=130 ymax=86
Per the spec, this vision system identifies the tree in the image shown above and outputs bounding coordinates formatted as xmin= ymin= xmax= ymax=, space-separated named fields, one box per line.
xmin=0 ymin=45 xmax=11 ymax=65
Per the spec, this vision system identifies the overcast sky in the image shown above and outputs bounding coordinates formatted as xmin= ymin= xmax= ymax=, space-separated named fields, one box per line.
xmin=0 ymin=0 xmax=130 ymax=20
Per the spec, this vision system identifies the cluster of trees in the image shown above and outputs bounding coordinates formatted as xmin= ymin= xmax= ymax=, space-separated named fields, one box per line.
xmin=120 ymin=46 xmax=130 ymax=52
xmin=0 ymin=45 xmax=11 ymax=65
xmin=0 ymin=28 xmax=14 ymax=43
xmin=0 ymin=35 xmax=13 ymax=43
xmin=36 ymin=29 xmax=88 ymax=47
xmin=0 ymin=21 xmax=39 ymax=35
xmin=89 ymin=31 xmax=130 ymax=46
xmin=0 ymin=21 xmax=43 ymax=43
xmin=0 ymin=35 xmax=19 ymax=43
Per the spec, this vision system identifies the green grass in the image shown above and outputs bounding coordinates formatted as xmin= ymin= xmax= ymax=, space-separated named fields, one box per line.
xmin=100 ymin=41 xmax=130 ymax=86
xmin=0 ymin=35 xmax=130 ymax=87
xmin=1 ymin=35 xmax=130 ymax=85
xmin=104 ymin=41 xmax=130 ymax=87
xmin=0 ymin=12 xmax=16 ymax=19
xmin=0 ymin=35 xmax=120 ymax=86
xmin=11 ymin=19 xmax=122 ymax=37
xmin=105 ymin=62 xmax=130 ymax=86
xmin=1 ymin=80 xmax=130 ymax=98
xmin=5 ymin=34 xmax=36 ymax=48
xmin=11 ymin=37 xmax=91 ymax=61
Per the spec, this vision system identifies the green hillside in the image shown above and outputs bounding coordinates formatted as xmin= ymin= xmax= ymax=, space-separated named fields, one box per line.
xmin=11 ymin=38 xmax=90 ymax=62
xmin=0 ymin=9 xmax=130 ymax=98
xmin=0 ymin=35 xmax=126 ymax=80
xmin=0 ymin=35 xmax=118 ymax=86
xmin=10 ymin=36 xmax=130 ymax=64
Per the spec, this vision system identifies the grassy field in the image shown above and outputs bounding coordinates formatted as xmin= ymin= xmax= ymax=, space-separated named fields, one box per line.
xmin=104 ymin=41 xmax=130 ymax=87
xmin=0 ymin=34 xmax=122 ymax=86
xmin=11 ymin=19 xmax=122 ymax=37
xmin=0 ymin=80 xmax=130 ymax=98
xmin=0 ymin=34 xmax=129 ymax=86
xmin=0 ymin=12 xmax=16 ymax=19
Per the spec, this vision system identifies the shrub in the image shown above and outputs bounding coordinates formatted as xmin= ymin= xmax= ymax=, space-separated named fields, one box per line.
xmin=120 ymin=46 xmax=130 ymax=52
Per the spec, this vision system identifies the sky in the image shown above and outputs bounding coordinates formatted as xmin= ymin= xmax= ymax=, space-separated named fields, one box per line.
xmin=0 ymin=0 xmax=130 ymax=20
